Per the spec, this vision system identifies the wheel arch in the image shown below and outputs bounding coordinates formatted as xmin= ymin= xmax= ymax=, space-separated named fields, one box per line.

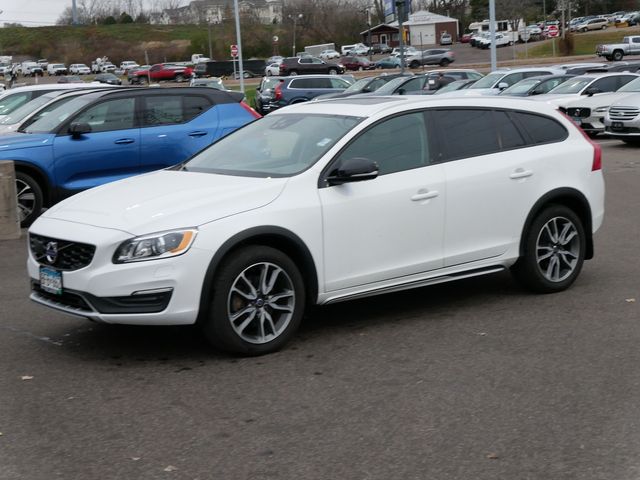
xmin=12 ymin=161 xmax=52 ymax=206
xmin=196 ymin=226 xmax=319 ymax=324
xmin=520 ymin=188 xmax=594 ymax=260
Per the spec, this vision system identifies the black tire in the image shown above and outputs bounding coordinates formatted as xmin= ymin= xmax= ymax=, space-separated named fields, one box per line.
xmin=511 ymin=205 xmax=586 ymax=293
xmin=201 ymin=246 xmax=306 ymax=355
xmin=439 ymin=58 xmax=451 ymax=67
xmin=15 ymin=172 xmax=43 ymax=228
xmin=175 ymin=73 xmax=184 ymax=82
xmin=410 ymin=61 xmax=420 ymax=69
xmin=605 ymin=56 xmax=613 ymax=61
xmin=328 ymin=68 xmax=338 ymax=75
xmin=138 ymin=76 xmax=147 ymax=84
xmin=612 ymin=50 xmax=624 ymax=61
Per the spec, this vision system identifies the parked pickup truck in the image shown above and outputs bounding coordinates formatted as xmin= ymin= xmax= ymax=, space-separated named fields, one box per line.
xmin=596 ymin=36 xmax=640 ymax=61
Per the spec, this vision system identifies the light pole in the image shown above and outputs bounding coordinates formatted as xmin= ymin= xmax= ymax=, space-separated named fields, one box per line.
xmin=362 ymin=6 xmax=373 ymax=60
xmin=289 ymin=13 xmax=303 ymax=57
xmin=207 ymin=20 xmax=213 ymax=59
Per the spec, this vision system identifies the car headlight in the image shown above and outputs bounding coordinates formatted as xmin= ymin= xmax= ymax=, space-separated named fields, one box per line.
xmin=113 ymin=228 xmax=198 ymax=264
xmin=594 ymin=106 xmax=609 ymax=113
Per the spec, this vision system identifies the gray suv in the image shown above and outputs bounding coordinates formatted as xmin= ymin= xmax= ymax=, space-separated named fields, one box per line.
xmin=405 ymin=48 xmax=455 ymax=68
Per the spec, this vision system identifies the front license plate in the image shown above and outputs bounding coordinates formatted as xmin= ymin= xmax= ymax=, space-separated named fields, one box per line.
xmin=40 ymin=267 xmax=62 ymax=295
xmin=612 ymin=121 xmax=624 ymax=130
xmin=571 ymin=117 xmax=582 ymax=125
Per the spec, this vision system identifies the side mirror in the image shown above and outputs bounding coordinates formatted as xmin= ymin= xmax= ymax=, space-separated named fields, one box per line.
xmin=326 ymin=157 xmax=379 ymax=186
xmin=584 ymin=87 xmax=601 ymax=96
xmin=69 ymin=122 xmax=91 ymax=138
xmin=497 ymin=82 xmax=509 ymax=90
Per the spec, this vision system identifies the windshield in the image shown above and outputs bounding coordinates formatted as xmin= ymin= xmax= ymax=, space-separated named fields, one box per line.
xmin=618 ymin=77 xmax=640 ymax=92
xmin=436 ymin=80 xmax=473 ymax=93
xmin=501 ymin=79 xmax=540 ymax=95
xmin=185 ymin=113 xmax=363 ymax=177
xmin=547 ymin=77 xmax=594 ymax=94
xmin=0 ymin=92 xmax=66 ymax=125
xmin=344 ymin=78 xmax=372 ymax=93
xmin=20 ymin=95 xmax=95 ymax=134
xmin=374 ymin=76 xmax=410 ymax=94
xmin=470 ymin=72 xmax=506 ymax=89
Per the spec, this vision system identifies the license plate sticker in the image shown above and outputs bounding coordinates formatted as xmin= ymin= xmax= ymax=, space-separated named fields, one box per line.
xmin=40 ymin=267 xmax=62 ymax=295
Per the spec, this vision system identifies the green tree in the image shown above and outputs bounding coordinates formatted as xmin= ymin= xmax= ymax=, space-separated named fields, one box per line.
xmin=119 ymin=12 xmax=134 ymax=24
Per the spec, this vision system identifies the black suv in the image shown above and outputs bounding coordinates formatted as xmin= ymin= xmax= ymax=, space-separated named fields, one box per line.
xmin=279 ymin=57 xmax=345 ymax=76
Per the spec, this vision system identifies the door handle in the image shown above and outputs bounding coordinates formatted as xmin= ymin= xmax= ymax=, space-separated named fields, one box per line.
xmin=114 ymin=138 xmax=135 ymax=144
xmin=509 ymin=169 xmax=533 ymax=179
xmin=188 ymin=131 xmax=207 ymax=137
xmin=411 ymin=190 xmax=439 ymax=201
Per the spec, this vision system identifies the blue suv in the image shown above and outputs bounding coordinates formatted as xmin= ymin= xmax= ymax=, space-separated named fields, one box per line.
xmin=1 ymin=87 xmax=259 ymax=226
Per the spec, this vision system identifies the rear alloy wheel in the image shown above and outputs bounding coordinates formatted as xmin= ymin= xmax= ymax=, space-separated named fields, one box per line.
xmin=243 ymin=71 xmax=251 ymax=79
xmin=289 ymin=70 xmax=298 ymax=76
xmin=15 ymin=172 xmax=43 ymax=228
xmin=175 ymin=74 xmax=185 ymax=82
xmin=202 ymin=246 xmax=305 ymax=355
xmin=612 ymin=50 xmax=624 ymax=61
xmin=328 ymin=68 xmax=338 ymax=75
xmin=512 ymin=205 xmax=585 ymax=293
xmin=410 ymin=61 xmax=420 ymax=68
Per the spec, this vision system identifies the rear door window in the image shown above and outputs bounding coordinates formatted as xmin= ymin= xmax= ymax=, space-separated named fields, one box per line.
xmin=431 ymin=109 xmax=500 ymax=161
xmin=142 ymin=95 xmax=183 ymax=125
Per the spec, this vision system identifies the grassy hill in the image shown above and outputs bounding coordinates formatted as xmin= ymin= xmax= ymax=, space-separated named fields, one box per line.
xmin=0 ymin=23 xmax=277 ymax=65
xmin=523 ymin=25 xmax=640 ymax=58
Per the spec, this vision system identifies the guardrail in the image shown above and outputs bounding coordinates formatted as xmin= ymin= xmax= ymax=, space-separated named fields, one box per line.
xmin=0 ymin=161 xmax=21 ymax=240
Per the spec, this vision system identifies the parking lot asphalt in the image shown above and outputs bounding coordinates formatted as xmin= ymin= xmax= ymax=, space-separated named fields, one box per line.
xmin=1 ymin=139 xmax=639 ymax=480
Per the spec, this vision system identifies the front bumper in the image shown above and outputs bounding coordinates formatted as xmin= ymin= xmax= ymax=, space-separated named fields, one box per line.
xmin=27 ymin=219 xmax=213 ymax=325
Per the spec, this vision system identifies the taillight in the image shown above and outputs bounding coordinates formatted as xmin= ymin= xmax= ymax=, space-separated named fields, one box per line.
xmin=240 ymin=101 xmax=261 ymax=119
xmin=274 ymin=83 xmax=283 ymax=101
xmin=559 ymin=110 xmax=602 ymax=171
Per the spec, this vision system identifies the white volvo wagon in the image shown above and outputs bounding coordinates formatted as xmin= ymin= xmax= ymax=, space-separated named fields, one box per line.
xmin=28 ymin=96 xmax=605 ymax=355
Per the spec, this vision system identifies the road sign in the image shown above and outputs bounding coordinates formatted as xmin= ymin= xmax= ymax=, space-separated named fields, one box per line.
xmin=547 ymin=25 xmax=559 ymax=37
xmin=231 ymin=44 xmax=238 ymax=58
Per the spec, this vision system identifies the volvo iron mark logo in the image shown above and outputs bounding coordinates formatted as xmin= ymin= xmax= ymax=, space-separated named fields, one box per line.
xmin=45 ymin=241 xmax=58 ymax=264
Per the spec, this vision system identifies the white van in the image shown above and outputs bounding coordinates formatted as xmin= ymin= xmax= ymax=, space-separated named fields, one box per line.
xmin=341 ymin=43 xmax=361 ymax=55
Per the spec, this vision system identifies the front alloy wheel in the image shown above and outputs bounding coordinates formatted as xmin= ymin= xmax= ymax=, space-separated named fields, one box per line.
xmin=512 ymin=205 xmax=586 ymax=293
xmin=203 ymin=246 xmax=305 ymax=355
xmin=15 ymin=172 xmax=43 ymax=227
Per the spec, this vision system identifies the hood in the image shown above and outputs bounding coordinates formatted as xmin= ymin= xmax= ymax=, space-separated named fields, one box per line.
xmin=563 ymin=91 xmax=640 ymax=109
xmin=42 ymin=170 xmax=289 ymax=235
xmin=0 ymin=133 xmax=54 ymax=151
xmin=530 ymin=94 xmax=581 ymax=106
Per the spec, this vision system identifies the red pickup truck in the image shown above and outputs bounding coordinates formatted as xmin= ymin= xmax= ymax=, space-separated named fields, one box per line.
xmin=132 ymin=63 xmax=193 ymax=84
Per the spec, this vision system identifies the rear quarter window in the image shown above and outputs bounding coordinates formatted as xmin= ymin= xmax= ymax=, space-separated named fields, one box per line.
xmin=511 ymin=111 xmax=568 ymax=144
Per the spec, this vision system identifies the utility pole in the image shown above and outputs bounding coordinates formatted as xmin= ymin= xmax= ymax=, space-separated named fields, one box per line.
xmin=72 ymin=0 xmax=79 ymax=25
xmin=207 ymin=21 xmax=213 ymax=59
xmin=396 ymin=0 xmax=406 ymax=74
xmin=489 ymin=0 xmax=497 ymax=71
xmin=232 ymin=0 xmax=244 ymax=93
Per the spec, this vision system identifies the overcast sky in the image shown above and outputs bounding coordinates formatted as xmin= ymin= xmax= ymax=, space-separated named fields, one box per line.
xmin=0 ymin=0 xmax=161 ymax=26
xmin=0 ymin=0 xmax=73 ymax=25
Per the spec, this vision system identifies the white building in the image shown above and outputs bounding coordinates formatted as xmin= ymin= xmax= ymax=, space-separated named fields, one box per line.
xmin=390 ymin=10 xmax=459 ymax=46
xmin=158 ymin=0 xmax=283 ymax=25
